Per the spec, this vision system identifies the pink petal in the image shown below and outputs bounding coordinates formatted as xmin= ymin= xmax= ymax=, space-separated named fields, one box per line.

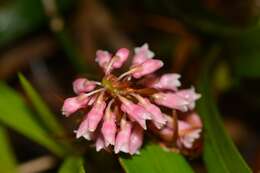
xmin=132 ymin=59 xmax=164 ymax=79
xmin=95 ymin=50 xmax=111 ymax=71
xmin=132 ymin=94 xmax=166 ymax=129
xmin=96 ymin=135 xmax=106 ymax=152
xmin=151 ymin=73 xmax=181 ymax=91
xmin=178 ymin=129 xmax=202 ymax=149
xmin=129 ymin=124 xmax=144 ymax=155
xmin=120 ymin=104 xmax=148 ymax=129
xmin=175 ymin=87 xmax=201 ymax=110
xmin=112 ymin=48 xmax=129 ymax=68
xmin=153 ymin=92 xmax=189 ymax=112
xmin=87 ymin=101 xmax=106 ymax=132
xmin=73 ymin=78 xmax=97 ymax=94
xmin=114 ymin=121 xmax=132 ymax=154
xmin=185 ymin=112 xmax=203 ymax=128
xmin=61 ymin=94 xmax=89 ymax=117
xmin=101 ymin=113 xmax=117 ymax=146
xmin=132 ymin=43 xmax=154 ymax=65
xmin=88 ymin=95 xmax=97 ymax=106
xmin=75 ymin=115 xmax=92 ymax=139
xmin=119 ymin=96 xmax=151 ymax=129
xmin=178 ymin=120 xmax=191 ymax=133
xmin=145 ymin=103 xmax=167 ymax=129
xmin=158 ymin=127 xmax=175 ymax=142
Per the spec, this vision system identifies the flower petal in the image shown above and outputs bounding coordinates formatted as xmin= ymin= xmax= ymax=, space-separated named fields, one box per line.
xmin=73 ymin=78 xmax=97 ymax=94
xmin=115 ymin=121 xmax=132 ymax=153
xmin=61 ymin=94 xmax=89 ymax=117
xmin=129 ymin=124 xmax=144 ymax=155
xmin=132 ymin=59 xmax=164 ymax=79
xmin=151 ymin=73 xmax=181 ymax=91
xmin=153 ymin=92 xmax=189 ymax=112
xmin=113 ymin=48 xmax=129 ymax=68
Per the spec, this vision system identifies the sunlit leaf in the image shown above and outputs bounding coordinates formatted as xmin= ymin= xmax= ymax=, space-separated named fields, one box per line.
xmin=0 ymin=126 xmax=17 ymax=173
xmin=119 ymin=143 xmax=194 ymax=173
xmin=18 ymin=73 xmax=65 ymax=136
xmin=59 ymin=156 xmax=85 ymax=173
xmin=0 ymin=81 xmax=66 ymax=157
xmin=197 ymin=46 xmax=252 ymax=173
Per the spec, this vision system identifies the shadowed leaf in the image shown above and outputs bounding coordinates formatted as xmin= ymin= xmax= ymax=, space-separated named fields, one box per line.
xmin=197 ymin=46 xmax=252 ymax=173
xmin=59 ymin=156 xmax=86 ymax=173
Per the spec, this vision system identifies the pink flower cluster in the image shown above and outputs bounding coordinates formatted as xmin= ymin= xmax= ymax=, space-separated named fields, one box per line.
xmin=62 ymin=43 xmax=202 ymax=155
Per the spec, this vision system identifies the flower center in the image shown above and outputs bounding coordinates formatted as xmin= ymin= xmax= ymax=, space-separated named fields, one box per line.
xmin=101 ymin=74 xmax=124 ymax=96
xmin=102 ymin=74 xmax=133 ymax=97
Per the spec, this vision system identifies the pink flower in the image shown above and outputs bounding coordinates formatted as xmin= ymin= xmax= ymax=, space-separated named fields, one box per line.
xmin=177 ymin=112 xmax=203 ymax=149
xmin=96 ymin=134 xmax=105 ymax=151
xmin=75 ymin=115 xmax=92 ymax=139
xmin=153 ymin=92 xmax=190 ymax=112
xmin=86 ymin=96 xmax=106 ymax=132
xmin=132 ymin=43 xmax=154 ymax=65
xmin=95 ymin=50 xmax=111 ymax=71
xmin=73 ymin=78 xmax=97 ymax=94
xmin=62 ymin=94 xmax=89 ymax=117
xmin=177 ymin=120 xmax=202 ymax=149
xmin=129 ymin=124 xmax=144 ymax=155
xmin=132 ymin=59 xmax=164 ymax=79
xmin=175 ymin=87 xmax=201 ymax=110
xmin=120 ymin=97 xmax=151 ymax=129
xmin=115 ymin=120 xmax=132 ymax=153
xmin=113 ymin=48 xmax=129 ymax=68
xmin=132 ymin=93 xmax=166 ymax=129
xmin=62 ymin=43 xmax=202 ymax=155
xmin=151 ymin=73 xmax=181 ymax=91
xmin=101 ymin=101 xmax=117 ymax=146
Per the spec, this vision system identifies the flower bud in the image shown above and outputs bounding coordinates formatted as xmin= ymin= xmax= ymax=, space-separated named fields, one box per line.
xmin=73 ymin=78 xmax=96 ymax=94
xmin=151 ymin=73 xmax=181 ymax=91
xmin=113 ymin=48 xmax=129 ymax=68
xmin=95 ymin=50 xmax=111 ymax=71
xmin=115 ymin=120 xmax=132 ymax=153
xmin=96 ymin=135 xmax=105 ymax=151
xmin=175 ymin=87 xmax=201 ymax=110
xmin=132 ymin=43 xmax=154 ymax=65
xmin=129 ymin=124 xmax=144 ymax=155
xmin=62 ymin=95 xmax=89 ymax=117
xmin=101 ymin=111 xmax=117 ymax=146
xmin=87 ymin=100 xmax=106 ymax=132
xmin=132 ymin=59 xmax=163 ymax=79
xmin=153 ymin=92 xmax=189 ymax=112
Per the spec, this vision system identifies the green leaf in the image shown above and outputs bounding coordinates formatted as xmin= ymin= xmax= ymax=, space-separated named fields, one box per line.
xmin=197 ymin=46 xmax=252 ymax=173
xmin=58 ymin=156 xmax=85 ymax=173
xmin=0 ymin=126 xmax=17 ymax=173
xmin=119 ymin=143 xmax=194 ymax=173
xmin=18 ymin=73 xmax=65 ymax=136
xmin=0 ymin=81 xmax=66 ymax=157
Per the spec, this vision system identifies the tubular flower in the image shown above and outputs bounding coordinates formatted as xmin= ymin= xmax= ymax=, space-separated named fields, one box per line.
xmin=62 ymin=43 xmax=203 ymax=155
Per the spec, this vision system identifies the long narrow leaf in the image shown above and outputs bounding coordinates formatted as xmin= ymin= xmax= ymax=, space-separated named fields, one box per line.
xmin=119 ymin=143 xmax=194 ymax=173
xmin=0 ymin=126 xmax=17 ymax=173
xmin=18 ymin=73 xmax=65 ymax=136
xmin=197 ymin=46 xmax=252 ymax=173
xmin=0 ymin=81 xmax=66 ymax=157
xmin=58 ymin=157 xmax=85 ymax=173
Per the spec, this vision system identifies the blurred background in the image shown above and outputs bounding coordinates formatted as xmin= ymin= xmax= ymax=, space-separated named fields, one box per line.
xmin=0 ymin=0 xmax=260 ymax=172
